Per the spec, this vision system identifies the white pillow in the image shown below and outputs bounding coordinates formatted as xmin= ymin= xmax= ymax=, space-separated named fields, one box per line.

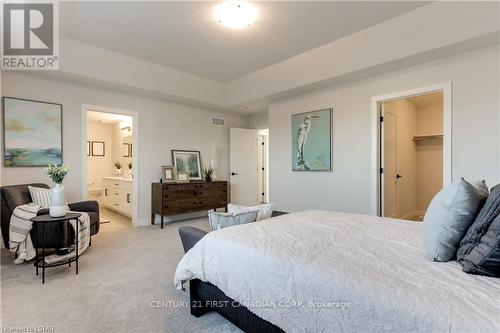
xmin=227 ymin=202 xmax=275 ymax=221
xmin=423 ymin=178 xmax=488 ymax=262
xmin=208 ymin=210 xmax=259 ymax=231
xmin=28 ymin=186 xmax=51 ymax=208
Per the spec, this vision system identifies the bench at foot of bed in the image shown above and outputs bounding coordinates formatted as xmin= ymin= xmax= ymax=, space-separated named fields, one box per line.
xmin=189 ymin=279 xmax=284 ymax=333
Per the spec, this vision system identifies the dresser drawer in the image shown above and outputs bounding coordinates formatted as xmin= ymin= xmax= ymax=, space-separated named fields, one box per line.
xmin=163 ymin=188 xmax=226 ymax=200
xmin=163 ymin=198 xmax=227 ymax=214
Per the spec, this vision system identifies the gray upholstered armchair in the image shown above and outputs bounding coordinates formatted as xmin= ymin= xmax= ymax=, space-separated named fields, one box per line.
xmin=0 ymin=183 xmax=100 ymax=249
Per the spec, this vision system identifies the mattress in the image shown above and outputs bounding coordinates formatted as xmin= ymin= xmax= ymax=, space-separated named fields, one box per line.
xmin=174 ymin=210 xmax=500 ymax=333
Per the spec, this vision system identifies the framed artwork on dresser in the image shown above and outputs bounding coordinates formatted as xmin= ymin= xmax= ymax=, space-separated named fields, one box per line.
xmin=172 ymin=150 xmax=202 ymax=181
xmin=161 ymin=166 xmax=176 ymax=183
xmin=176 ymin=171 xmax=190 ymax=183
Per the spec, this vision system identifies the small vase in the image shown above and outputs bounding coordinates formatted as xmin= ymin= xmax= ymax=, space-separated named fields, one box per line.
xmin=49 ymin=183 xmax=66 ymax=217
xmin=116 ymin=169 xmax=122 ymax=176
xmin=205 ymin=176 xmax=212 ymax=182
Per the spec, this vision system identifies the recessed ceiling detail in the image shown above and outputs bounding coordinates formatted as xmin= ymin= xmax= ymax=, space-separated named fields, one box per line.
xmin=60 ymin=1 xmax=428 ymax=82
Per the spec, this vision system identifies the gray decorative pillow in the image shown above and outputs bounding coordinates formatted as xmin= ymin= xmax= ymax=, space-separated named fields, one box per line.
xmin=423 ymin=178 xmax=488 ymax=262
xmin=460 ymin=213 xmax=500 ymax=277
xmin=457 ymin=184 xmax=500 ymax=261
xmin=208 ymin=210 xmax=259 ymax=231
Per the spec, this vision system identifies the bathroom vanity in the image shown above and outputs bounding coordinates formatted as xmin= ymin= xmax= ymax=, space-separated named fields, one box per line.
xmin=102 ymin=177 xmax=132 ymax=217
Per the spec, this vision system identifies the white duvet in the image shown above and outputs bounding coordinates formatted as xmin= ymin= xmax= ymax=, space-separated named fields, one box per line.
xmin=174 ymin=210 xmax=500 ymax=333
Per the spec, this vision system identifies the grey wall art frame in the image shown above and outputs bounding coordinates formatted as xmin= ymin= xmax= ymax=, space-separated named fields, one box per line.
xmin=291 ymin=108 xmax=332 ymax=171
xmin=3 ymin=97 xmax=63 ymax=167
xmin=161 ymin=165 xmax=176 ymax=183
xmin=172 ymin=150 xmax=202 ymax=181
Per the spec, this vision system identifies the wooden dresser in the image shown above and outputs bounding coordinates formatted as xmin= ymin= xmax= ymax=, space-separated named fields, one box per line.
xmin=151 ymin=181 xmax=228 ymax=228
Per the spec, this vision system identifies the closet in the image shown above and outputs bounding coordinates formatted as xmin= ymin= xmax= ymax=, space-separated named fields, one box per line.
xmin=382 ymin=92 xmax=443 ymax=221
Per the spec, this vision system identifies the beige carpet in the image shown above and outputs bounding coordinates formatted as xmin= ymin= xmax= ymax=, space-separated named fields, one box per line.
xmin=1 ymin=208 xmax=240 ymax=333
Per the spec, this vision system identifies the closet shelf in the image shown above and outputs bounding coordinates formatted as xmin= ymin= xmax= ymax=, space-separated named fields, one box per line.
xmin=413 ymin=134 xmax=443 ymax=141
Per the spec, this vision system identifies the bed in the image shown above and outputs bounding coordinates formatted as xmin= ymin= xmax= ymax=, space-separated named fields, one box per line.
xmin=174 ymin=210 xmax=500 ymax=333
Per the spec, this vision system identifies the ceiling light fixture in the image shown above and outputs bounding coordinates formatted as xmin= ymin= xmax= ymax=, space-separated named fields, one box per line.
xmin=215 ymin=1 xmax=257 ymax=29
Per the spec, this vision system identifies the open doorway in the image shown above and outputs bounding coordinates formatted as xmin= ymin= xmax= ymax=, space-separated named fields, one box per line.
xmin=372 ymin=83 xmax=452 ymax=220
xmin=229 ymin=128 xmax=269 ymax=206
xmin=382 ymin=93 xmax=443 ymax=221
xmin=82 ymin=105 xmax=139 ymax=226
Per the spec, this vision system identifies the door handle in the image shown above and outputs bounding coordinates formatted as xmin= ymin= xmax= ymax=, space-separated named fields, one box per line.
xmin=231 ymin=172 xmax=239 ymax=176
xmin=396 ymin=174 xmax=403 ymax=179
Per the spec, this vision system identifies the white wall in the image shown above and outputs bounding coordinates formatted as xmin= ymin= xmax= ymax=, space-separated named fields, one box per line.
xmin=268 ymin=46 xmax=499 ymax=213
xmin=87 ymin=122 xmax=114 ymax=191
xmin=416 ymin=103 xmax=443 ymax=136
xmin=1 ymin=72 xmax=249 ymax=225
xmin=248 ymin=112 xmax=269 ymax=129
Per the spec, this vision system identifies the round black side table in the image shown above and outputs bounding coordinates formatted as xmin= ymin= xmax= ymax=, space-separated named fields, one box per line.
xmin=30 ymin=213 xmax=82 ymax=283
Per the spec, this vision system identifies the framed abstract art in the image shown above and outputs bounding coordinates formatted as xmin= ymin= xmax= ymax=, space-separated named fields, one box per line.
xmin=172 ymin=150 xmax=202 ymax=181
xmin=3 ymin=97 xmax=62 ymax=167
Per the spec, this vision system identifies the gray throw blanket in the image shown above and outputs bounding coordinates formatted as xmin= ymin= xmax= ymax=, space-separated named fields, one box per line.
xmin=9 ymin=204 xmax=91 ymax=264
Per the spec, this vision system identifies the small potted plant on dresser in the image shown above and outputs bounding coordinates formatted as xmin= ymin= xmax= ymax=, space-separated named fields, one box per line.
xmin=203 ymin=166 xmax=216 ymax=182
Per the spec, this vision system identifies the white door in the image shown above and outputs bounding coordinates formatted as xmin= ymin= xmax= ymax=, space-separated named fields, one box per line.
xmin=258 ymin=133 xmax=268 ymax=204
xmin=383 ymin=110 xmax=399 ymax=218
xmin=230 ymin=128 xmax=259 ymax=206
